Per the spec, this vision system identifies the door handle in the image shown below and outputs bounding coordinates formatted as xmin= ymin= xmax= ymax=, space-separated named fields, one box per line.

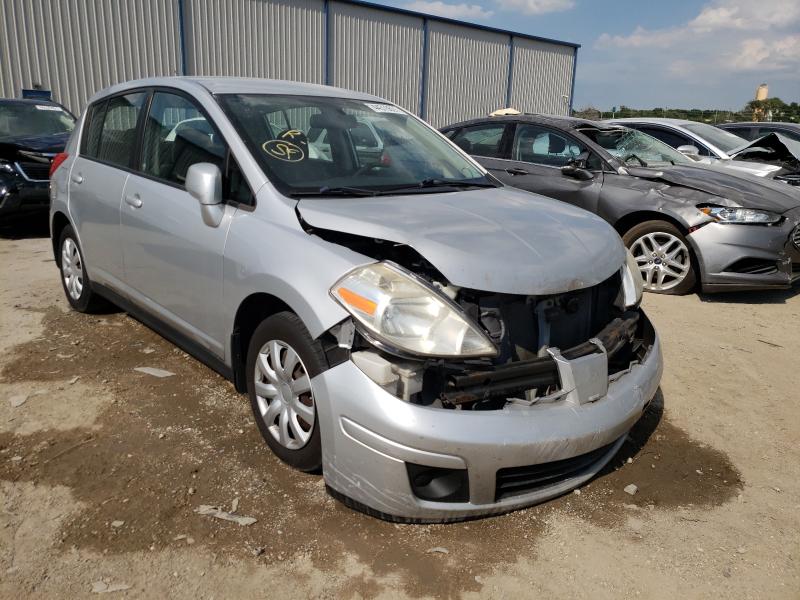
xmin=505 ymin=167 xmax=529 ymax=176
xmin=71 ymin=173 xmax=84 ymax=184
xmin=125 ymin=194 xmax=143 ymax=208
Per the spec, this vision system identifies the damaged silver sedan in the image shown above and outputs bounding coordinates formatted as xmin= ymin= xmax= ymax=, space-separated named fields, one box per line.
xmin=50 ymin=77 xmax=662 ymax=522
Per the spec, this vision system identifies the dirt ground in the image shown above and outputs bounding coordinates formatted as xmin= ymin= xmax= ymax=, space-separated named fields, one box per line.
xmin=0 ymin=217 xmax=798 ymax=599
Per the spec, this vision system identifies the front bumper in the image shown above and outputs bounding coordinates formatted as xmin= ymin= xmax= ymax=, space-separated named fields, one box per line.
xmin=312 ymin=313 xmax=663 ymax=522
xmin=0 ymin=178 xmax=50 ymax=217
xmin=689 ymin=209 xmax=800 ymax=292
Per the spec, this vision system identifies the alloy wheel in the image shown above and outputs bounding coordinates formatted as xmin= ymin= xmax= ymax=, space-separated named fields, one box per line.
xmin=630 ymin=231 xmax=691 ymax=292
xmin=61 ymin=238 xmax=84 ymax=300
xmin=253 ymin=340 xmax=316 ymax=450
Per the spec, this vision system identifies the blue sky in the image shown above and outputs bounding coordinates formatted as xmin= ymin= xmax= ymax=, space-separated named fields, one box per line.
xmin=365 ymin=0 xmax=800 ymax=111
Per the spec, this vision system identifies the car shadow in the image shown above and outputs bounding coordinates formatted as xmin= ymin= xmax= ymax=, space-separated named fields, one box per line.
xmin=696 ymin=285 xmax=800 ymax=305
xmin=600 ymin=388 xmax=664 ymax=472
xmin=0 ymin=214 xmax=50 ymax=240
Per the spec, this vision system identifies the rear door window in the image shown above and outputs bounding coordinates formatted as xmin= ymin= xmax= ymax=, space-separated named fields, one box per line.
xmin=139 ymin=92 xmax=226 ymax=186
xmin=450 ymin=124 xmax=507 ymax=158
xmin=94 ymin=92 xmax=147 ymax=168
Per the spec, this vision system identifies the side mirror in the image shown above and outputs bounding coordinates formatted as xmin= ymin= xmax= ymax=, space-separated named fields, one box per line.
xmin=677 ymin=144 xmax=700 ymax=157
xmin=186 ymin=163 xmax=224 ymax=227
xmin=561 ymin=163 xmax=595 ymax=181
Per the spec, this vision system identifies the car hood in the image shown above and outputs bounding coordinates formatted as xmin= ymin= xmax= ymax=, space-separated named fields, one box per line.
xmin=0 ymin=131 xmax=70 ymax=156
xmin=297 ymin=187 xmax=626 ymax=295
xmin=729 ymin=132 xmax=800 ymax=171
xmin=625 ymin=163 xmax=800 ymax=213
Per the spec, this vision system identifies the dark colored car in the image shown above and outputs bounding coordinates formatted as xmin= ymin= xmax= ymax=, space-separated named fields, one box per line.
xmin=0 ymin=99 xmax=76 ymax=218
xmin=441 ymin=114 xmax=800 ymax=294
xmin=718 ymin=122 xmax=800 ymax=143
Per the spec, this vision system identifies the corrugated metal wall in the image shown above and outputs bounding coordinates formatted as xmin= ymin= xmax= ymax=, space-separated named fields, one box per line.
xmin=329 ymin=2 xmax=423 ymax=114
xmin=510 ymin=37 xmax=575 ymax=115
xmin=184 ymin=0 xmax=325 ymax=84
xmin=0 ymin=0 xmax=577 ymax=122
xmin=425 ymin=21 xmax=509 ymax=127
xmin=0 ymin=0 xmax=181 ymax=113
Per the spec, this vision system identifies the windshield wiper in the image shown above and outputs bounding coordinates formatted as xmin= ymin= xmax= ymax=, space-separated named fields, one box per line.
xmin=384 ymin=178 xmax=499 ymax=193
xmin=288 ymin=186 xmax=382 ymax=198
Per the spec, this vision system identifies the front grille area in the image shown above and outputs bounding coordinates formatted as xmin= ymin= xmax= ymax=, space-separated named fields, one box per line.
xmin=793 ymin=225 xmax=800 ymax=250
xmin=15 ymin=161 xmax=51 ymax=181
xmin=495 ymin=442 xmax=616 ymax=501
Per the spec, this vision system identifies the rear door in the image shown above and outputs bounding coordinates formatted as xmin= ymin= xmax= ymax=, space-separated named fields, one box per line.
xmin=68 ymin=92 xmax=147 ymax=287
xmin=120 ymin=90 xmax=242 ymax=356
xmin=495 ymin=122 xmax=603 ymax=213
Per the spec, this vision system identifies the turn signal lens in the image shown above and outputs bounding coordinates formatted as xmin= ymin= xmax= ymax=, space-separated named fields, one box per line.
xmin=49 ymin=152 xmax=69 ymax=178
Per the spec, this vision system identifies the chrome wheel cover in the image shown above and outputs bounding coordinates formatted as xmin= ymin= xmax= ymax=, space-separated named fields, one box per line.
xmin=61 ymin=238 xmax=84 ymax=301
xmin=630 ymin=232 xmax=691 ymax=292
xmin=254 ymin=340 xmax=315 ymax=450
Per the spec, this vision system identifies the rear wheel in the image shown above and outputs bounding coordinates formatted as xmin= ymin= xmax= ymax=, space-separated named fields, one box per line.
xmin=246 ymin=312 xmax=325 ymax=472
xmin=622 ymin=220 xmax=697 ymax=295
xmin=58 ymin=225 xmax=109 ymax=312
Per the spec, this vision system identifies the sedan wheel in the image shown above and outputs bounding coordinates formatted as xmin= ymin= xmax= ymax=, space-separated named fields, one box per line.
xmin=253 ymin=339 xmax=316 ymax=450
xmin=629 ymin=231 xmax=691 ymax=292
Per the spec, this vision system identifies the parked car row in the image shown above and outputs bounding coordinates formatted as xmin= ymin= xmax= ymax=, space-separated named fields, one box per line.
xmin=2 ymin=76 xmax=797 ymax=523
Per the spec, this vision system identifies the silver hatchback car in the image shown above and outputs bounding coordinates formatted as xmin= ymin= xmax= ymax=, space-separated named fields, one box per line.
xmin=50 ymin=77 xmax=662 ymax=522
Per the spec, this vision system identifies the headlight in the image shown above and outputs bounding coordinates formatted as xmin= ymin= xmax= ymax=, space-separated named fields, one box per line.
xmin=0 ymin=159 xmax=17 ymax=175
xmin=699 ymin=206 xmax=780 ymax=224
xmin=331 ymin=262 xmax=497 ymax=358
xmin=621 ymin=249 xmax=643 ymax=308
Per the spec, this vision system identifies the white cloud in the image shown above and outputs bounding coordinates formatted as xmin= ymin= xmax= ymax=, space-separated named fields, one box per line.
xmin=690 ymin=0 xmax=800 ymax=31
xmin=404 ymin=1 xmax=493 ymax=19
xmin=729 ymin=35 xmax=800 ymax=71
xmin=494 ymin=0 xmax=575 ymax=15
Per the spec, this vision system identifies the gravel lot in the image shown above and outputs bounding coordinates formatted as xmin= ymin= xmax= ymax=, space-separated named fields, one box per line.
xmin=1 ymin=219 xmax=798 ymax=599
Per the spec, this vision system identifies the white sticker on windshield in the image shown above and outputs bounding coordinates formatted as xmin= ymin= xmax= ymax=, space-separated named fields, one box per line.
xmin=35 ymin=105 xmax=62 ymax=111
xmin=364 ymin=103 xmax=405 ymax=114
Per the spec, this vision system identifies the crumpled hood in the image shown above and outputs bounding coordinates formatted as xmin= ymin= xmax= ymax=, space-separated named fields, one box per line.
xmin=626 ymin=162 xmax=800 ymax=213
xmin=0 ymin=131 xmax=70 ymax=155
xmin=297 ymin=186 xmax=626 ymax=295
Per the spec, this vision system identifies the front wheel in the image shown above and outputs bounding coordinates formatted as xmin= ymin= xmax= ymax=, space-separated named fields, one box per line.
xmin=622 ymin=220 xmax=697 ymax=295
xmin=246 ymin=312 xmax=326 ymax=472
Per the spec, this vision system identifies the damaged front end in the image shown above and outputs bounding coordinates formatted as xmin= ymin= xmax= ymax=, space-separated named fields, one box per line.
xmin=320 ymin=233 xmax=650 ymax=413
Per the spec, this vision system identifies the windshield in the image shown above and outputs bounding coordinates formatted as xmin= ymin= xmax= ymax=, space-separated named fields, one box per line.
xmin=0 ymin=102 xmax=75 ymax=140
xmin=682 ymin=122 xmax=747 ymax=154
xmin=218 ymin=94 xmax=491 ymax=196
xmin=580 ymin=127 xmax=691 ymax=167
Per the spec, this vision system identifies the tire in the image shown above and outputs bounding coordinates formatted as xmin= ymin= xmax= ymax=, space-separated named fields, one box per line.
xmin=57 ymin=225 xmax=109 ymax=312
xmin=622 ymin=220 xmax=697 ymax=295
xmin=246 ymin=311 xmax=326 ymax=472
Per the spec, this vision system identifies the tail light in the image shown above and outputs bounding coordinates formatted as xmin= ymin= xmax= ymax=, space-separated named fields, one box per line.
xmin=49 ymin=152 xmax=69 ymax=178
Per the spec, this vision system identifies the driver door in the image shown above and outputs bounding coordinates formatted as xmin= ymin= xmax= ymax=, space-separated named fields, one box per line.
xmin=498 ymin=123 xmax=603 ymax=213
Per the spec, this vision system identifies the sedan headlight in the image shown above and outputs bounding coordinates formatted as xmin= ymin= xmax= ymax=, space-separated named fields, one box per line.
xmin=331 ymin=262 xmax=497 ymax=358
xmin=621 ymin=249 xmax=643 ymax=308
xmin=0 ymin=159 xmax=17 ymax=175
xmin=699 ymin=206 xmax=781 ymax=224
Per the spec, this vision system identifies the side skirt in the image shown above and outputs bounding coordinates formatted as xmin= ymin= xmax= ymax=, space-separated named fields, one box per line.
xmin=92 ymin=282 xmax=239 ymax=388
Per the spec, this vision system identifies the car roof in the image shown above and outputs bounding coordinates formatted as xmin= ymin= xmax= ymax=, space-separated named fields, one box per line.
xmin=719 ymin=121 xmax=800 ymax=130
xmin=442 ymin=113 xmax=622 ymax=132
xmin=88 ymin=76 xmax=386 ymax=105
xmin=0 ymin=98 xmax=63 ymax=107
xmin=606 ymin=117 xmax=695 ymax=126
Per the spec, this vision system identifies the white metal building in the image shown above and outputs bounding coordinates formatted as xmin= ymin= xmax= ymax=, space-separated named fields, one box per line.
xmin=0 ymin=0 xmax=579 ymax=126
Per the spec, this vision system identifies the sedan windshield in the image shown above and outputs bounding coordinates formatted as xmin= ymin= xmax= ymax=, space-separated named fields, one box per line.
xmin=682 ymin=122 xmax=747 ymax=154
xmin=580 ymin=127 xmax=691 ymax=167
xmin=0 ymin=102 xmax=75 ymax=140
xmin=218 ymin=94 xmax=493 ymax=196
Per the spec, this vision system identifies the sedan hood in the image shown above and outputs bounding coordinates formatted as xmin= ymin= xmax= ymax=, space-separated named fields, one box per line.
xmin=0 ymin=131 xmax=70 ymax=155
xmin=626 ymin=163 xmax=800 ymax=213
xmin=729 ymin=132 xmax=800 ymax=173
xmin=297 ymin=187 xmax=626 ymax=295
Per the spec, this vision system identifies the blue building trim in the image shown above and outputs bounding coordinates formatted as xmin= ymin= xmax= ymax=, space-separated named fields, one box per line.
xmin=419 ymin=18 xmax=429 ymax=118
xmin=338 ymin=0 xmax=580 ymax=49
xmin=177 ymin=0 xmax=188 ymax=75
xmin=323 ymin=0 xmax=332 ymax=85
xmin=505 ymin=35 xmax=515 ymax=108
xmin=569 ymin=46 xmax=578 ymax=114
